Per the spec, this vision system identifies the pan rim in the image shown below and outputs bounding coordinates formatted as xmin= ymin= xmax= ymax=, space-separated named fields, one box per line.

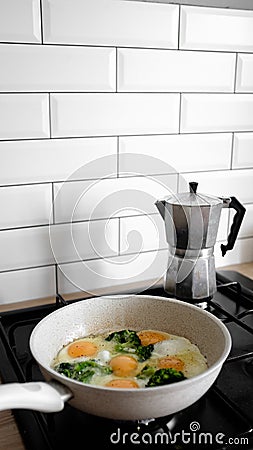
xmin=30 ymin=294 xmax=232 ymax=392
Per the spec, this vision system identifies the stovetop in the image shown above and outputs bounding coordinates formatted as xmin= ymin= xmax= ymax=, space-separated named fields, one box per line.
xmin=0 ymin=271 xmax=253 ymax=450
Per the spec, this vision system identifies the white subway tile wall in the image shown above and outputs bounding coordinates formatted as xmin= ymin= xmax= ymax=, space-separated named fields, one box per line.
xmin=234 ymin=204 xmax=253 ymax=239
xmin=49 ymin=220 xmax=119 ymax=264
xmin=50 ymin=93 xmax=180 ymax=137
xmin=0 ymin=226 xmax=55 ymax=272
xmin=53 ymin=174 xmax=177 ymax=223
xmin=180 ymin=6 xmax=253 ymax=51
xmin=181 ymin=94 xmax=253 ymax=133
xmin=0 ymin=267 xmax=56 ymax=304
xmin=118 ymin=49 xmax=236 ymax=92
xmin=179 ymin=170 xmax=253 ymax=204
xmin=0 ymin=137 xmax=117 ymax=185
xmin=0 ymin=0 xmax=253 ymax=304
xmin=233 ymin=133 xmax=253 ymax=168
xmin=0 ymin=45 xmax=116 ymax=92
xmin=0 ymin=94 xmax=50 ymax=140
xmin=0 ymin=0 xmax=41 ymax=43
xmin=119 ymin=133 xmax=232 ymax=174
xmin=42 ymin=0 xmax=179 ymax=48
xmin=0 ymin=184 xmax=52 ymax=229
xmin=236 ymin=54 xmax=253 ymax=92
xmin=214 ymin=237 xmax=253 ymax=269
xmin=57 ymin=250 xmax=168 ymax=296
xmin=119 ymin=215 xmax=168 ymax=254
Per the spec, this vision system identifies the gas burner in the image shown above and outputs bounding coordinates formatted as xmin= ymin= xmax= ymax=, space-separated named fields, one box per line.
xmin=191 ymin=300 xmax=209 ymax=310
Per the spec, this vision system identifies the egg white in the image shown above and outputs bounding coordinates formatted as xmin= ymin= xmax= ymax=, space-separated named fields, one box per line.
xmin=152 ymin=335 xmax=208 ymax=378
xmin=153 ymin=336 xmax=192 ymax=357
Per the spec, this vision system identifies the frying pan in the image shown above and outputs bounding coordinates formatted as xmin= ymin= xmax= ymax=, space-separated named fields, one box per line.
xmin=0 ymin=295 xmax=231 ymax=420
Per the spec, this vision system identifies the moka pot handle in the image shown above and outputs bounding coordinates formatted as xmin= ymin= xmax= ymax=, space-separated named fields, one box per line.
xmin=220 ymin=197 xmax=246 ymax=257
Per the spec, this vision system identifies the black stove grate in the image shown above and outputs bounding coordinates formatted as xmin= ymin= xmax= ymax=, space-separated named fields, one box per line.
xmin=0 ymin=271 xmax=253 ymax=450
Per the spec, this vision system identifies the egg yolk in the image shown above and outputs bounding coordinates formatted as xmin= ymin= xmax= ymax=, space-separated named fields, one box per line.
xmin=67 ymin=340 xmax=98 ymax=358
xmin=158 ymin=356 xmax=184 ymax=372
xmin=105 ymin=379 xmax=139 ymax=388
xmin=137 ymin=330 xmax=169 ymax=346
xmin=109 ymin=355 xmax=138 ymax=377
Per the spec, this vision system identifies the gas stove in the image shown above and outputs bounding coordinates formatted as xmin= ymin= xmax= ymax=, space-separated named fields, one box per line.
xmin=0 ymin=270 xmax=252 ymax=450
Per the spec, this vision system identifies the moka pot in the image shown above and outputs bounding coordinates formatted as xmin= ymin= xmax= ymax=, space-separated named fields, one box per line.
xmin=155 ymin=182 xmax=246 ymax=302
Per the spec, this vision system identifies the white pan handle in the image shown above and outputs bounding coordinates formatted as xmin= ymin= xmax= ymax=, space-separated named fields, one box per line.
xmin=0 ymin=380 xmax=72 ymax=412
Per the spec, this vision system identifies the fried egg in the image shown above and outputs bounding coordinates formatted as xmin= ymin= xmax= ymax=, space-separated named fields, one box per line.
xmin=67 ymin=340 xmax=98 ymax=358
xmin=52 ymin=328 xmax=208 ymax=388
xmin=53 ymin=334 xmax=114 ymax=365
xmin=152 ymin=335 xmax=207 ymax=378
xmin=105 ymin=379 xmax=139 ymax=388
xmin=109 ymin=355 xmax=138 ymax=377
xmin=137 ymin=330 xmax=171 ymax=346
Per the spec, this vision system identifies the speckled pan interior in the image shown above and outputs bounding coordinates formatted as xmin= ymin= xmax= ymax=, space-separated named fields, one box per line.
xmin=30 ymin=295 xmax=231 ymax=370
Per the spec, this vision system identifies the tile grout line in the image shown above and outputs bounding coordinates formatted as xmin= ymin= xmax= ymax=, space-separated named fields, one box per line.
xmin=0 ymin=40 xmax=252 ymax=55
xmin=55 ymin=264 xmax=59 ymax=297
xmin=2 ymin=90 xmax=250 ymax=95
xmin=0 ymin=264 xmax=56 ymax=275
xmin=0 ymin=215 xmax=135 ymax=233
xmin=234 ymin=53 xmax=239 ymax=93
xmin=0 ymin=165 xmax=253 ymax=190
xmin=230 ymin=133 xmax=235 ymax=170
xmin=48 ymin=93 xmax=52 ymax=138
xmin=0 ymin=130 xmax=253 ymax=145
xmin=51 ymin=182 xmax=55 ymax=224
xmin=39 ymin=0 xmax=44 ymax=44
xmin=178 ymin=93 xmax=182 ymax=134
xmin=117 ymin=136 xmax=119 ymax=177
xmin=177 ymin=4 xmax=181 ymax=50
xmin=115 ymin=47 xmax=118 ymax=93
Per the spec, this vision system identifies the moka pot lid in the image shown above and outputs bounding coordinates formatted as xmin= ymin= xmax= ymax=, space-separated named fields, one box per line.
xmin=163 ymin=182 xmax=223 ymax=207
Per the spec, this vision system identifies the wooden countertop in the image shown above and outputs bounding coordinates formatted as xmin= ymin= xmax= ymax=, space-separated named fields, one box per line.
xmin=1 ymin=262 xmax=253 ymax=450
